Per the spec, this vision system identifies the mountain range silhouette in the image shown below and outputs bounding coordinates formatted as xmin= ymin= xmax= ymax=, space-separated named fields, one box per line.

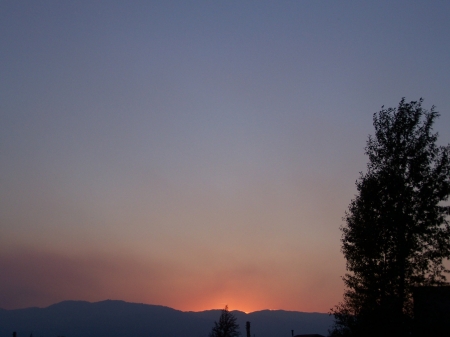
xmin=0 ymin=300 xmax=333 ymax=337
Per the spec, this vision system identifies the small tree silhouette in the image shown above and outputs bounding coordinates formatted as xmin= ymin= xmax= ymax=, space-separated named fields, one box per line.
xmin=209 ymin=305 xmax=240 ymax=337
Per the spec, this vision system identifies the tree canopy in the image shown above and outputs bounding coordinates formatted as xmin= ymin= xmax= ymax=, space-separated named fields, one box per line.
xmin=330 ymin=98 xmax=450 ymax=337
xmin=209 ymin=305 xmax=240 ymax=337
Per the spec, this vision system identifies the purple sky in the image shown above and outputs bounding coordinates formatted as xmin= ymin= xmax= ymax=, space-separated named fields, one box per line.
xmin=1 ymin=1 xmax=450 ymax=313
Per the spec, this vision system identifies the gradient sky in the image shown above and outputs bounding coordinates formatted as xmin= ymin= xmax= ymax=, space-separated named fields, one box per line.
xmin=1 ymin=1 xmax=450 ymax=313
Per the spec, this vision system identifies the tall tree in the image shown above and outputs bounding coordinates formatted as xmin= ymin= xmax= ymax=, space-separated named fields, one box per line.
xmin=209 ymin=305 xmax=240 ymax=337
xmin=330 ymin=98 xmax=450 ymax=337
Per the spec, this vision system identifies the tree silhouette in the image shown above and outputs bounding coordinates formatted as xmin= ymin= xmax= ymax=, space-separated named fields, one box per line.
xmin=330 ymin=98 xmax=450 ymax=337
xmin=209 ymin=305 xmax=240 ymax=337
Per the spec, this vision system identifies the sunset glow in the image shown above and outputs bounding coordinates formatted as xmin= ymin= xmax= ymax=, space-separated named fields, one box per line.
xmin=1 ymin=1 xmax=450 ymax=314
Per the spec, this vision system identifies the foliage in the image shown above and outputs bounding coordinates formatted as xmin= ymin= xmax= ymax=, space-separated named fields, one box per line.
xmin=209 ymin=305 xmax=240 ymax=337
xmin=330 ymin=98 xmax=450 ymax=337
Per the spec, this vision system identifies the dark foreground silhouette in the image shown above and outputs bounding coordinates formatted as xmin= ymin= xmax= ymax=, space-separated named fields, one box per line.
xmin=330 ymin=98 xmax=450 ymax=337
xmin=0 ymin=300 xmax=333 ymax=337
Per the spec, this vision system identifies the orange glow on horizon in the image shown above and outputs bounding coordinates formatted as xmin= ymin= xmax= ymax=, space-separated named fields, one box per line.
xmin=157 ymin=296 xmax=300 ymax=314
xmin=145 ymin=296 xmax=267 ymax=314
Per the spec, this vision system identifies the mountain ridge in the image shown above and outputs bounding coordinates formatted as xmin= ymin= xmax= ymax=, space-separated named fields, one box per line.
xmin=0 ymin=300 xmax=333 ymax=337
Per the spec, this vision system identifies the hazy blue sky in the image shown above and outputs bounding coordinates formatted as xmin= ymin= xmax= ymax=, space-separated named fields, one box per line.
xmin=1 ymin=1 xmax=450 ymax=312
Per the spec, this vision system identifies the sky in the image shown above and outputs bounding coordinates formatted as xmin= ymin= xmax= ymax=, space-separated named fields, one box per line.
xmin=1 ymin=1 xmax=450 ymax=314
